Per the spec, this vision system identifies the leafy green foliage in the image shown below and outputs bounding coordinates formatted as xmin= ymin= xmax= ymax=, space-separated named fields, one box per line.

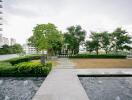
xmin=4 ymin=55 xmax=41 ymax=65
xmin=0 ymin=61 xmax=52 ymax=76
xmin=15 ymin=62 xmax=52 ymax=75
xmin=85 ymin=41 xmax=96 ymax=53
xmin=11 ymin=44 xmax=23 ymax=53
xmin=100 ymin=32 xmax=111 ymax=54
xmin=28 ymin=23 xmax=63 ymax=55
xmin=28 ymin=23 xmax=63 ymax=64
xmin=64 ymin=25 xmax=86 ymax=54
xmin=0 ymin=44 xmax=23 ymax=54
xmin=86 ymin=28 xmax=132 ymax=55
xmin=111 ymin=28 xmax=132 ymax=51
xmin=0 ymin=62 xmax=16 ymax=75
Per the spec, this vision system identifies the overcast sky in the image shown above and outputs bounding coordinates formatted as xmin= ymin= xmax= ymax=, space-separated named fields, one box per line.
xmin=3 ymin=0 xmax=132 ymax=44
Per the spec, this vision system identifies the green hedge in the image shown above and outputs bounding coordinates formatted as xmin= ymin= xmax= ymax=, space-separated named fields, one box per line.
xmin=4 ymin=55 xmax=41 ymax=65
xmin=0 ymin=61 xmax=52 ymax=76
xmin=69 ymin=54 xmax=126 ymax=59
xmin=0 ymin=62 xmax=17 ymax=76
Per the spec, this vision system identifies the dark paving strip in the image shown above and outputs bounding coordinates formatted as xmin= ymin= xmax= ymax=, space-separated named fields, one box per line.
xmin=78 ymin=74 xmax=132 ymax=77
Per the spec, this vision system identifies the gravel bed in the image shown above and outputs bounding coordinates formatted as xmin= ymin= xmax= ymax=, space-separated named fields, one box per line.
xmin=79 ymin=77 xmax=132 ymax=100
xmin=0 ymin=77 xmax=45 ymax=100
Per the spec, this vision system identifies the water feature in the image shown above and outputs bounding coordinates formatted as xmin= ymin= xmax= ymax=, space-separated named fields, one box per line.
xmin=0 ymin=77 xmax=45 ymax=100
xmin=79 ymin=77 xmax=132 ymax=100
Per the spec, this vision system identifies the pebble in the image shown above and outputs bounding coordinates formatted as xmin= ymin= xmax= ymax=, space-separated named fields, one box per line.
xmin=23 ymin=80 xmax=28 ymax=86
xmin=5 ymin=96 xmax=10 ymax=100
xmin=0 ymin=80 xmax=3 ymax=85
xmin=115 ymin=96 xmax=121 ymax=100
xmin=98 ymin=81 xmax=103 ymax=84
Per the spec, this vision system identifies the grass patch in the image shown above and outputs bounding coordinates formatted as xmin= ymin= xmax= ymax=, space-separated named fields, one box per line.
xmin=71 ymin=59 xmax=132 ymax=68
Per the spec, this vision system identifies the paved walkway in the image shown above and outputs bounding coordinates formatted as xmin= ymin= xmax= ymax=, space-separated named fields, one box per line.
xmin=55 ymin=58 xmax=75 ymax=68
xmin=33 ymin=58 xmax=89 ymax=100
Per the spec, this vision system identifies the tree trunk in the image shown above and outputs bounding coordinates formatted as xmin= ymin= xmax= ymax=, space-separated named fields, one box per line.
xmin=105 ymin=49 xmax=108 ymax=54
xmin=40 ymin=50 xmax=45 ymax=64
xmin=96 ymin=49 xmax=99 ymax=55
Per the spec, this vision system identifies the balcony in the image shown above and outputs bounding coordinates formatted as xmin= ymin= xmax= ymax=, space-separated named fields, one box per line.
xmin=0 ymin=5 xmax=2 ymax=8
xmin=0 ymin=28 xmax=2 ymax=31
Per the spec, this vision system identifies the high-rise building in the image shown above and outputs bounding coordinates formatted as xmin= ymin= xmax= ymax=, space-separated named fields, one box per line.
xmin=0 ymin=34 xmax=17 ymax=47
xmin=10 ymin=38 xmax=16 ymax=45
xmin=0 ymin=0 xmax=2 ymax=28
xmin=3 ymin=37 xmax=9 ymax=45
xmin=23 ymin=44 xmax=37 ymax=54
xmin=0 ymin=33 xmax=2 ymax=47
xmin=0 ymin=0 xmax=3 ymax=48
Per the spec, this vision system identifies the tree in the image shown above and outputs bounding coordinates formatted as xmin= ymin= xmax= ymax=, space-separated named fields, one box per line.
xmin=64 ymin=25 xmax=86 ymax=54
xmin=11 ymin=44 xmax=23 ymax=54
xmin=89 ymin=32 xmax=101 ymax=55
xmin=85 ymin=40 xmax=96 ymax=53
xmin=100 ymin=31 xmax=111 ymax=54
xmin=111 ymin=28 xmax=132 ymax=52
xmin=64 ymin=33 xmax=77 ymax=54
xmin=28 ymin=23 xmax=62 ymax=64
xmin=0 ymin=44 xmax=23 ymax=54
xmin=0 ymin=45 xmax=11 ymax=54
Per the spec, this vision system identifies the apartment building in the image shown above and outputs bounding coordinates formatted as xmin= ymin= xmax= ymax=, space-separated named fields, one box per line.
xmin=23 ymin=44 xmax=37 ymax=54
xmin=0 ymin=0 xmax=2 ymax=48
xmin=10 ymin=38 xmax=16 ymax=46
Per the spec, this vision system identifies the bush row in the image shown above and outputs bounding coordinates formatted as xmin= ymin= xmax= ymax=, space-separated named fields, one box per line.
xmin=0 ymin=61 xmax=52 ymax=76
xmin=69 ymin=54 xmax=126 ymax=59
xmin=4 ymin=55 xmax=41 ymax=65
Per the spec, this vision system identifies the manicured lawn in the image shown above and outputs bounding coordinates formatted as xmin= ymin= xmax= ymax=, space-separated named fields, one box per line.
xmin=71 ymin=59 xmax=132 ymax=68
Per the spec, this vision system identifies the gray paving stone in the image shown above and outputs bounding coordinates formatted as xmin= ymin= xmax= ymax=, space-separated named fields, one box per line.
xmin=33 ymin=69 xmax=89 ymax=100
xmin=76 ymin=69 xmax=132 ymax=75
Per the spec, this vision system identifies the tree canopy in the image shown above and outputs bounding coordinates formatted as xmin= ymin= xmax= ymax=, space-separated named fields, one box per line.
xmin=0 ymin=44 xmax=23 ymax=54
xmin=86 ymin=28 xmax=132 ymax=54
xmin=28 ymin=23 xmax=63 ymax=55
xmin=28 ymin=23 xmax=132 ymax=56
xmin=64 ymin=25 xmax=86 ymax=54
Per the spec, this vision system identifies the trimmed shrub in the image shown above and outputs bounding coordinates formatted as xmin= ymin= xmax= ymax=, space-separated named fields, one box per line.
xmin=0 ymin=61 xmax=52 ymax=76
xmin=0 ymin=62 xmax=17 ymax=75
xmin=69 ymin=54 xmax=126 ymax=59
xmin=4 ymin=55 xmax=41 ymax=65
xmin=15 ymin=62 xmax=52 ymax=75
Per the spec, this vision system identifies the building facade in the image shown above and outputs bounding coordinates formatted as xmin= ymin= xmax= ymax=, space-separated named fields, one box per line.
xmin=10 ymin=38 xmax=16 ymax=45
xmin=0 ymin=0 xmax=2 ymax=48
xmin=23 ymin=44 xmax=37 ymax=54
xmin=2 ymin=37 xmax=9 ymax=45
xmin=0 ymin=34 xmax=16 ymax=47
